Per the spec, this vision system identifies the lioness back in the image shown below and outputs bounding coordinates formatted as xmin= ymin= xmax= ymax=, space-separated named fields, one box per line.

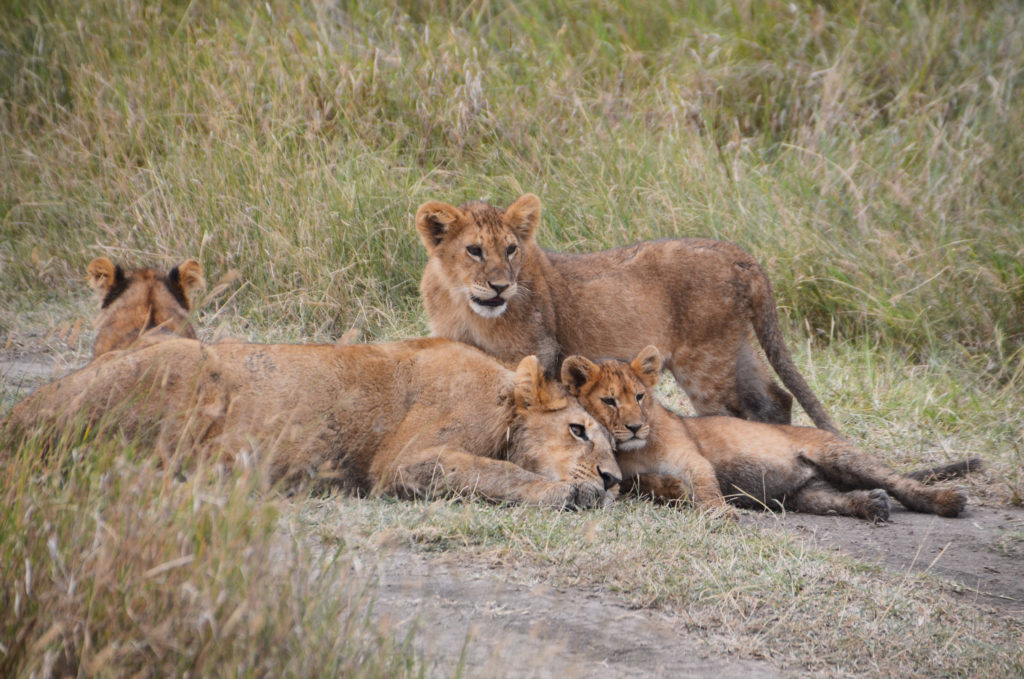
xmin=416 ymin=194 xmax=837 ymax=433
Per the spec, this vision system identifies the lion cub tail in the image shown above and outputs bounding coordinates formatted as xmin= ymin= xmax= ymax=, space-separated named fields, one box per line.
xmin=746 ymin=262 xmax=840 ymax=435
xmin=905 ymin=457 xmax=984 ymax=483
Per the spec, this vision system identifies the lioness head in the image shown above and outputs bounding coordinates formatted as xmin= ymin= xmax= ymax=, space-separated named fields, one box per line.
xmin=561 ymin=346 xmax=663 ymax=452
xmin=88 ymin=257 xmax=206 ymax=358
xmin=511 ymin=355 xmax=622 ymax=496
xmin=415 ymin=194 xmax=541 ymax=318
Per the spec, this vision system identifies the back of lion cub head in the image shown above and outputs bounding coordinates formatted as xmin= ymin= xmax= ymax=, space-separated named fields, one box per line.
xmin=87 ymin=257 xmax=205 ymax=358
xmin=415 ymin=194 xmax=541 ymax=319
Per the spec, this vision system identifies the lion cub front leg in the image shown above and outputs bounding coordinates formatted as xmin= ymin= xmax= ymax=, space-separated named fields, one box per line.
xmin=387 ymin=445 xmax=603 ymax=509
xmin=618 ymin=449 xmax=728 ymax=512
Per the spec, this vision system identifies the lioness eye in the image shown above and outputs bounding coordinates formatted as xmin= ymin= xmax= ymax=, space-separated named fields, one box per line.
xmin=466 ymin=245 xmax=483 ymax=258
xmin=506 ymin=244 xmax=517 ymax=256
xmin=569 ymin=423 xmax=588 ymax=441
xmin=600 ymin=397 xmax=617 ymax=408
xmin=636 ymin=392 xmax=645 ymax=403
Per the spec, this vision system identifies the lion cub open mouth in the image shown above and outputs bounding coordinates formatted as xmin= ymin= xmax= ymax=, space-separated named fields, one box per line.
xmin=472 ymin=295 xmax=506 ymax=308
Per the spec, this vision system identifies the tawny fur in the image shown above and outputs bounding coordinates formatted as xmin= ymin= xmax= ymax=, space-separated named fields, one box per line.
xmin=4 ymin=337 xmax=620 ymax=509
xmin=562 ymin=346 xmax=969 ymax=521
xmin=87 ymin=257 xmax=205 ymax=358
xmin=416 ymin=194 xmax=837 ymax=433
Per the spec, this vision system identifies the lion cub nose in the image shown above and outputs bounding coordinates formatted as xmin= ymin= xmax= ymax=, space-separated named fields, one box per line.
xmin=598 ymin=466 xmax=621 ymax=490
xmin=626 ymin=423 xmax=642 ymax=435
xmin=488 ymin=282 xmax=509 ymax=294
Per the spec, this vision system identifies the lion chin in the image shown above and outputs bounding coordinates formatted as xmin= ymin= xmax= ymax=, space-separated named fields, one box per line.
xmin=616 ymin=437 xmax=648 ymax=451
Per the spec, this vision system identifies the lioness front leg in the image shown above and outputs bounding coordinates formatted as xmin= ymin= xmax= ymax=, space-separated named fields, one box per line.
xmin=387 ymin=446 xmax=605 ymax=509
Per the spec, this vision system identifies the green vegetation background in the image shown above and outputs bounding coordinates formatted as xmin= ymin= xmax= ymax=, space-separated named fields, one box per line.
xmin=2 ymin=2 xmax=1022 ymax=676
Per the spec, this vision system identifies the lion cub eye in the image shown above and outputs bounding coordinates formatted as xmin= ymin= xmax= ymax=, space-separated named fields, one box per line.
xmin=569 ymin=423 xmax=589 ymax=441
xmin=636 ymin=392 xmax=645 ymax=403
xmin=506 ymin=244 xmax=518 ymax=257
xmin=600 ymin=397 xmax=617 ymax=408
xmin=466 ymin=245 xmax=483 ymax=258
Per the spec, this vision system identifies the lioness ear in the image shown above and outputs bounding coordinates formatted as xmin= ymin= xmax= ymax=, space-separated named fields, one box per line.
xmin=560 ymin=355 xmax=599 ymax=396
xmin=504 ymin=193 xmax=541 ymax=241
xmin=415 ymin=201 xmax=465 ymax=253
xmin=87 ymin=257 xmax=121 ymax=296
xmin=630 ymin=345 xmax=663 ymax=388
xmin=168 ymin=259 xmax=206 ymax=308
xmin=515 ymin=355 xmax=568 ymax=411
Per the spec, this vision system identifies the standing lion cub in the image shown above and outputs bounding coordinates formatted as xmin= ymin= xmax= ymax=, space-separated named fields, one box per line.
xmin=416 ymin=193 xmax=838 ymax=433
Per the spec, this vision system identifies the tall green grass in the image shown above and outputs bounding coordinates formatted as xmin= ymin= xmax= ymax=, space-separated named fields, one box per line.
xmin=2 ymin=0 xmax=1020 ymax=349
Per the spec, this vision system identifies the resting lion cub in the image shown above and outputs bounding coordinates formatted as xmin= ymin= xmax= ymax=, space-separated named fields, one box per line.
xmin=5 ymin=337 xmax=620 ymax=509
xmin=416 ymin=193 xmax=838 ymax=433
xmin=86 ymin=256 xmax=206 ymax=357
xmin=561 ymin=346 xmax=970 ymax=521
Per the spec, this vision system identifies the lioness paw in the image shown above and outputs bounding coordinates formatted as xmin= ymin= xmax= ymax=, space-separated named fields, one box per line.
xmin=546 ymin=481 xmax=605 ymax=510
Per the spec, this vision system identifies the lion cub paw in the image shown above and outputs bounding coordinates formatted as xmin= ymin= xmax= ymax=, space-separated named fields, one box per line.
xmin=864 ymin=489 xmax=891 ymax=523
xmin=935 ymin=487 xmax=968 ymax=518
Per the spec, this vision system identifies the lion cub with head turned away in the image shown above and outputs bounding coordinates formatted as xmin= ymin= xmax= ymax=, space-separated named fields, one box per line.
xmin=416 ymin=193 xmax=838 ymax=434
xmin=561 ymin=346 xmax=972 ymax=521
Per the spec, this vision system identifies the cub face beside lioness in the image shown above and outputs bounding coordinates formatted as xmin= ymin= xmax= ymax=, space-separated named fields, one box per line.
xmin=416 ymin=193 xmax=838 ymax=434
xmin=4 ymin=337 xmax=620 ymax=509
xmin=562 ymin=346 xmax=969 ymax=521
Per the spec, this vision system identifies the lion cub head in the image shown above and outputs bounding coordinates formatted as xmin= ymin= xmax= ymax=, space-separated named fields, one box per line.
xmin=561 ymin=346 xmax=663 ymax=452
xmin=512 ymin=355 xmax=622 ymax=495
xmin=415 ymin=194 xmax=541 ymax=318
xmin=87 ymin=257 xmax=206 ymax=358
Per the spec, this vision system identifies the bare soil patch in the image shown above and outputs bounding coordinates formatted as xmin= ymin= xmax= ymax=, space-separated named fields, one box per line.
xmin=748 ymin=504 xmax=1024 ymax=619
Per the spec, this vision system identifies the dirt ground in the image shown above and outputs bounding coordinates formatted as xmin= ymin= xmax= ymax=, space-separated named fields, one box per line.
xmin=4 ymin=349 xmax=1023 ymax=677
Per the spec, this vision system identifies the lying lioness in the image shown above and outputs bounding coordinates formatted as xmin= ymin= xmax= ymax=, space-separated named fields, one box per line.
xmin=4 ymin=337 xmax=621 ymax=508
xmin=86 ymin=256 xmax=206 ymax=357
xmin=561 ymin=346 xmax=971 ymax=521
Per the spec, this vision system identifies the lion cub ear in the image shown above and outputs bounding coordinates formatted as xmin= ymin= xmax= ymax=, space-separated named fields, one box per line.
xmin=630 ymin=345 xmax=663 ymax=388
xmin=169 ymin=259 xmax=206 ymax=307
xmin=87 ymin=257 xmax=121 ymax=296
xmin=514 ymin=355 xmax=568 ymax=411
xmin=560 ymin=355 xmax=599 ymax=396
xmin=504 ymin=193 xmax=541 ymax=241
xmin=415 ymin=201 xmax=465 ymax=253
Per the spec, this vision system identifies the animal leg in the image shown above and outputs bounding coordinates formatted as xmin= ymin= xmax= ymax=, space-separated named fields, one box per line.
xmin=802 ymin=441 xmax=967 ymax=517
xmin=790 ymin=479 xmax=891 ymax=521
xmin=386 ymin=445 xmax=605 ymax=509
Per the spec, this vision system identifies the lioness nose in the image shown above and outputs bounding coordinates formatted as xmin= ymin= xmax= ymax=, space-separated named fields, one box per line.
xmin=488 ymin=282 xmax=509 ymax=294
xmin=598 ymin=466 xmax=621 ymax=490
xmin=626 ymin=423 xmax=642 ymax=434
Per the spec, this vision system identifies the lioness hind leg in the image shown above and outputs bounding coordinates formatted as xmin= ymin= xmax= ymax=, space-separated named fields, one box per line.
xmin=802 ymin=441 xmax=967 ymax=518
xmin=791 ymin=480 xmax=891 ymax=521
